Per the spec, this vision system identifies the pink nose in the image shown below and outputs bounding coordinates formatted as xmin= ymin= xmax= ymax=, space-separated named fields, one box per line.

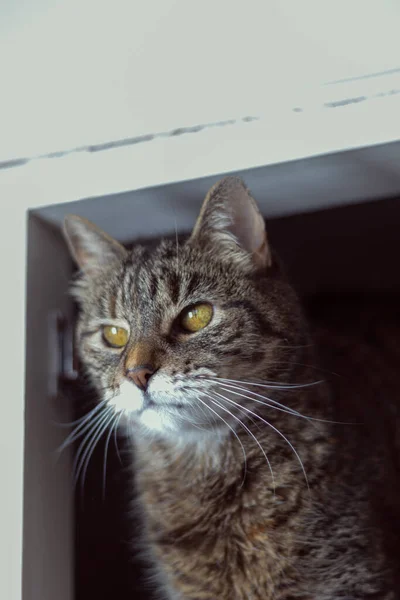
xmin=125 ymin=366 xmax=154 ymax=391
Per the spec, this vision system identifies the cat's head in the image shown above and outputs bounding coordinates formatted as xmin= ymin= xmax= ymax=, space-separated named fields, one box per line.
xmin=64 ymin=177 xmax=305 ymax=438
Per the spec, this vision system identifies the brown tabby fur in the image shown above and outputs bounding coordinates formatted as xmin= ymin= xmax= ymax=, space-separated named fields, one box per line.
xmin=64 ymin=177 xmax=400 ymax=599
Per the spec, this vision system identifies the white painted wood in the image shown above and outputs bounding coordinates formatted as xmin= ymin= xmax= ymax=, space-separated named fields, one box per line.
xmin=5 ymin=85 xmax=400 ymax=220
xmin=0 ymin=178 xmax=75 ymax=600
xmin=23 ymin=216 xmax=74 ymax=600
xmin=1 ymin=0 xmax=399 ymax=161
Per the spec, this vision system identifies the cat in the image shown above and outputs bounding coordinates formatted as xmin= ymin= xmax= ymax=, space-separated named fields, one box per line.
xmin=63 ymin=176 xmax=400 ymax=599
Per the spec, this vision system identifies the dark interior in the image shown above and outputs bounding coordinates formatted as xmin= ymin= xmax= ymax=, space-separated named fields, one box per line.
xmin=66 ymin=194 xmax=400 ymax=599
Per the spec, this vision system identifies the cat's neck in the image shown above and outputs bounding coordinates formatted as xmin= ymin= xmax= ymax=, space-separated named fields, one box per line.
xmin=133 ymin=425 xmax=231 ymax=478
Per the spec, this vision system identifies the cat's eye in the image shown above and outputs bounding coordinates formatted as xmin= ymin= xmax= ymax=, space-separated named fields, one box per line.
xmin=102 ymin=325 xmax=129 ymax=348
xmin=179 ymin=303 xmax=213 ymax=333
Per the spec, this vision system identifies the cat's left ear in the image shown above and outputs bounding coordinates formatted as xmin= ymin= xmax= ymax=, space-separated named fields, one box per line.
xmin=63 ymin=215 xmax=127 ymax=274
xmin=189 ymin=176 xmax=272 ymax=269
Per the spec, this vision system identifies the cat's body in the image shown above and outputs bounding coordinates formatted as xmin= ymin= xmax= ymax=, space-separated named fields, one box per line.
xmin=64 ymin=178 xmax=400 ymax=599
xmin=134 ymin=332 xmax=399 ymax=600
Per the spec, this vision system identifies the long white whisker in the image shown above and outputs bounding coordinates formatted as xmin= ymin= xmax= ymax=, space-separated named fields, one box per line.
xmin=187 ymin=403 xmax=215 ymax=428
xmin=195 ymin=395 xmax=248 ymax=487
xmin=102 ymin=412 xmax=120 ymax=499
xmin=114 ymin=411 xmax=125 ymax=465
xmin=218 ymin=383 xmax=308 ymax=420
xmin=54 ymin=398 xmax=109 ymax=428
xmin=73 ymin=408 xmax=113 ymax=489
xmin=78 ymin=411 xmax=116 ymax=494
xmin=217 ymin=383 xmax=328 ymax=428
xmin=288 ymin=361 xmax=340 ymax=378
xmin=216 ymin=395 xmax=262 ymax=431
xmin=212 ymin=381 xmax=355 ymax=426
xmin=274 ymin=343 xmax=314 ymax=350
xmin=195 ymin=395 xmax=213 ymax=422
xmin=174 ymin=405 xmax=207 ymax=430
xmin=208 ymin=376 xmax=324 ymax=390
xmin=58 ymin=406 xmax=109 ymax=455
xmin=215 ymin=391 xmax=310 ymax=492
xmin=202 ymin=392 xmax=275 ymax=493
xmin=180 ymin=412 xmax=208 ymax=431
xmin=72 ymin=409 xmax=112 ymax=482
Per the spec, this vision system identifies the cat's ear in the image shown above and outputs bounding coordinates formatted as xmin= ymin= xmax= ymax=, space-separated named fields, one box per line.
xmin=189 ymin=177 xmax=272 ymax=269
xmin=63 ymin=215 xmax=127 ymax=274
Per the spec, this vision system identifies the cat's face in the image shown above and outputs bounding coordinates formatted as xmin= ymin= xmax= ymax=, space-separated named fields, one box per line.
xmin=64 ymin=178 xmax=304 ymax=438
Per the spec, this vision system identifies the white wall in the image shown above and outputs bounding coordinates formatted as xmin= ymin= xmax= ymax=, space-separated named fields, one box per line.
xmin=1 ymin=0 xmax=399 ymax=160
xmin=0 ymin=189 xmax=29 ymax=600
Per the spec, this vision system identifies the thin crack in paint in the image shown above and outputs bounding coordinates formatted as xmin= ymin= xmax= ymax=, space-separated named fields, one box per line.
xmin=325 ymin=67 xmax=400 ymax=86
xmin=324 ymin=96 xmax=367 ymax=108
xmin=0 ymin=85 xmax=399 ymax=171
xmin=292 ymin=87 xmax=400 ymax=114
xmin=0 ymin=116 xmax=259 ymax=171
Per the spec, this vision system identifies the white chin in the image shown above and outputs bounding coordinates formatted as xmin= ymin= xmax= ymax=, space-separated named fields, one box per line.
xmin=106 ymin=381 xmax=177 ymax=434
xmin=107 ymin=381 xmax=144 ymax=413
xmin=139 ymin=407 xmax=173 ymax=433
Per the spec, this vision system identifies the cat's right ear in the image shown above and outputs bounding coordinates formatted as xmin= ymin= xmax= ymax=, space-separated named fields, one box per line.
xmin=63 ymin=215 xmax=127 ymax=274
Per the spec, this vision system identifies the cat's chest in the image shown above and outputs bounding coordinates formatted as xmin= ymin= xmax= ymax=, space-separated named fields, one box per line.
xmin=135 ymin=456 xmax=300 ymax=600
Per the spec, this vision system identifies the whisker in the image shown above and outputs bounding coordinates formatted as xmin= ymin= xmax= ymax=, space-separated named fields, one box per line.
xmin=179 ymin=411 xmax=209 ymax=431
xmin=217 ymin=396 xmax=262 ymax=431
xmin=215 ymin=391 xmax=310 ymax=492
xmin=216 ymin=383 xmax=324 ymax=425
xmin=209 ymin=376 xmax=324 ymax=390
xmin=206 ymin=377 xmax=311 ymax=417
xmin=72 ymin=408 xmax=112 ymax=481
xmin=57 ymin=405 xmax=109 ymax=455
xmin=202 ymin=392 xmax=275 ymax=493
xmin=211 ymin=381 xmax=357 ymax=426
xmin=195 ymin=397 xmax=211 ymax=420
xmin=53 ymin=398 xmax=108 ymax=429
xmin=274 ymin=343 xmax=314 ymax=350
xmin=195 ymin=395 xmax=248 ymax=487
xmin=185 ymin=404 xmax=214 ymax=428
xmin=78 ymin=411 xmax=116 ymax=495
xmin=102 ymin=412 xmax=120 ymax=499
xmin=287 ymin=362 xmax=341 ymax=378
xmin=218 ymin=383 xmax=306 ymax=419
xmin=114 ymin=411 xmax=125 ymax=465
xmin=73 ymin=408 xmax=114 ymax=489
xmin=191 ymin=397 xmax=222 ymax=427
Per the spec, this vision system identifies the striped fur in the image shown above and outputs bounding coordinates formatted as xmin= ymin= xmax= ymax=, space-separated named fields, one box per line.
xmin=64 ymin=178 xmax=400 ymax=599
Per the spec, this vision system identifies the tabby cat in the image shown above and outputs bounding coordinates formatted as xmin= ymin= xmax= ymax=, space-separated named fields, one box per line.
xmin=63 ymin=177 xmax=400 ymax=599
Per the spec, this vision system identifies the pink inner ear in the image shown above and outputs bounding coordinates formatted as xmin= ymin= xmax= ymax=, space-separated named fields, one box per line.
xmin=230 ymin=196 xmax=271 ymax=267
xmin=189 ymin=176 xmax=271 ymax=268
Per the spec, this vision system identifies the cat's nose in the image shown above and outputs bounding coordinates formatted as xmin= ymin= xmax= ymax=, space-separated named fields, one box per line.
xmin=125 ymin=365 xmax=154 ymax=391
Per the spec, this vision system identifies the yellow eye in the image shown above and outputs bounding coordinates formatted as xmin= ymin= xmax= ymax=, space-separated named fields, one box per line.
xmin=180 ymin=303 xmax=213 ymax=333
xmin=102 ymin=325 xmax=129 ymax=348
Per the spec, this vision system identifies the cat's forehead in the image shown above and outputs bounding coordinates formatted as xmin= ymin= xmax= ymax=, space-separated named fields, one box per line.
xmin=130 ymin=239 xmax=205 ymax=271
xmin=123 ymin=239 xmax=236 ymax=305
